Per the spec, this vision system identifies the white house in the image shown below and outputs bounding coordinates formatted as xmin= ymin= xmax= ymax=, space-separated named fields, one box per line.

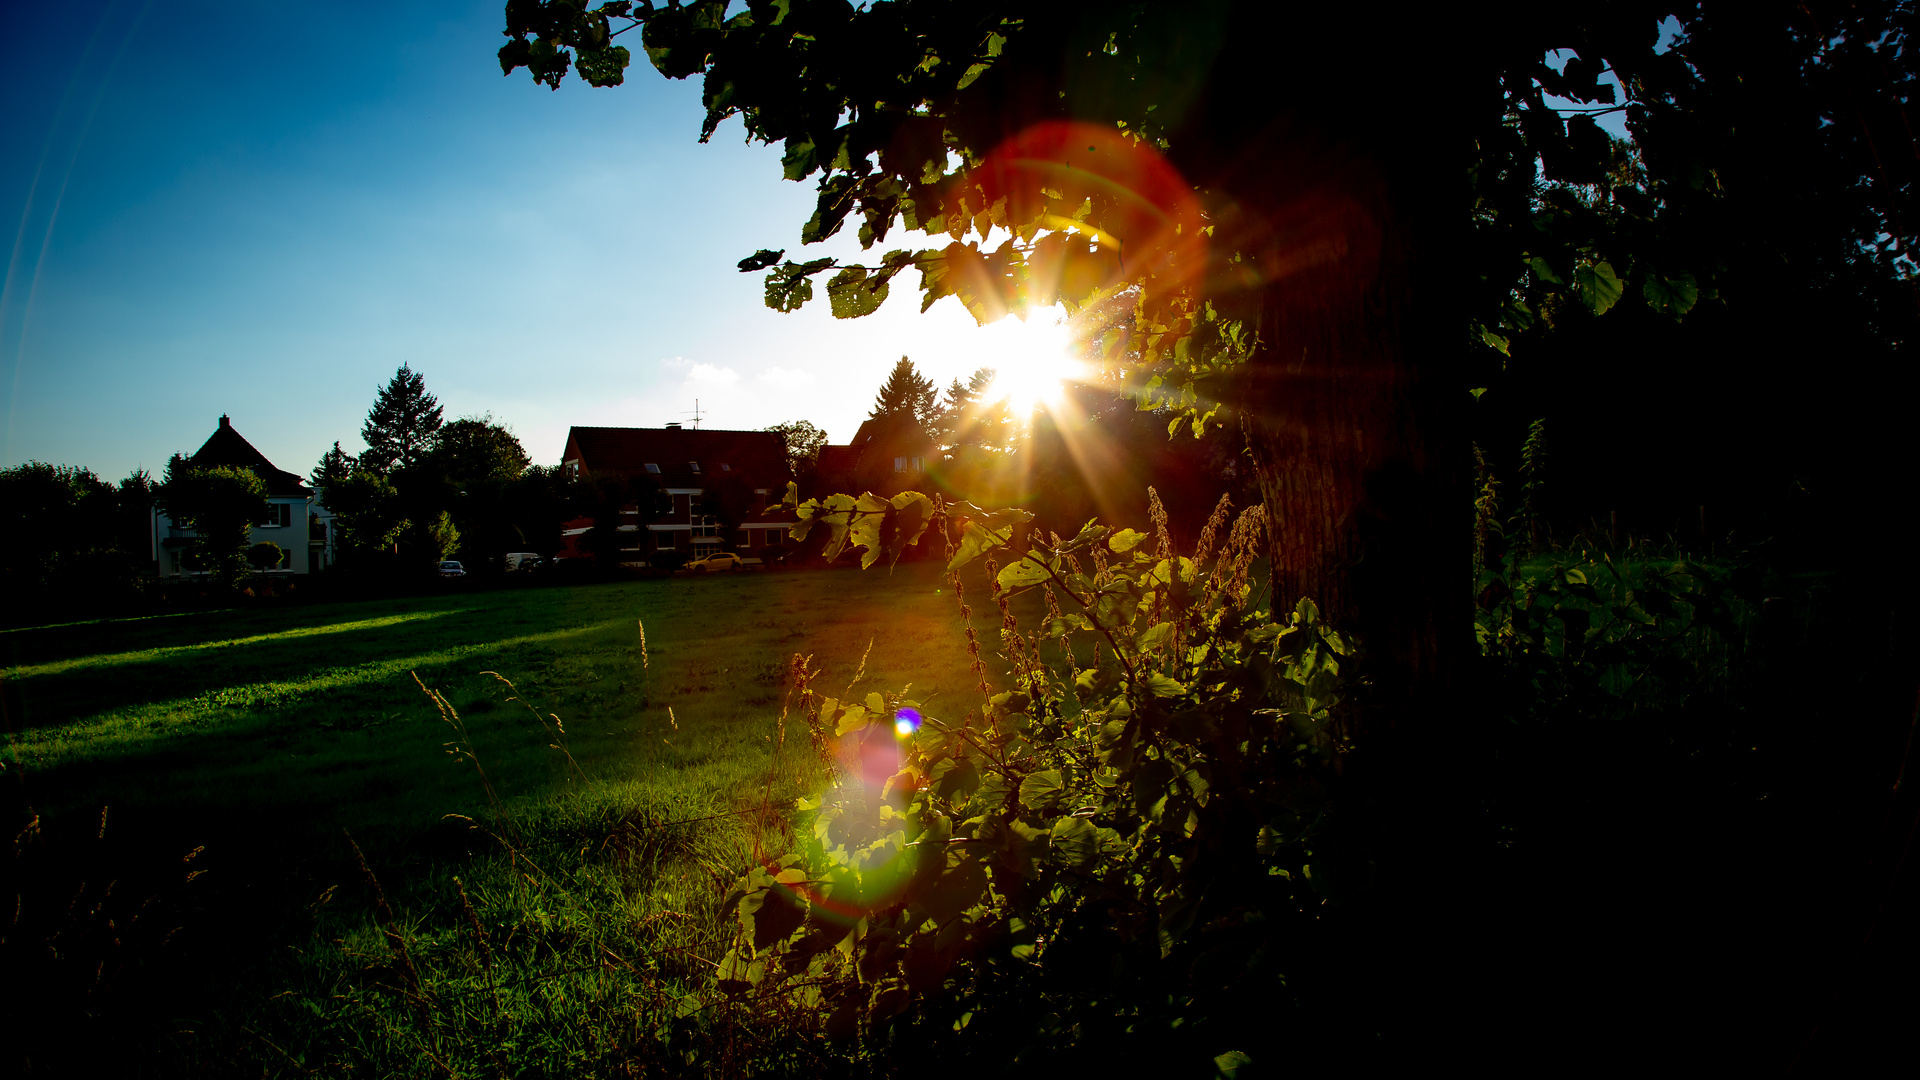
xmin=152 ymin=415 xmax=335 ymax=577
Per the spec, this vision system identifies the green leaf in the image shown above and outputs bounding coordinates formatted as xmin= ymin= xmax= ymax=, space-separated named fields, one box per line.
xmin=737 ymin=248 xmax=785 ymax=272
xmin=814 ymin=493 xmax=858 ymax=561
xmin=1109 ymin=528 xmax=1148 ymax=552
xmin=1050 ymin=816 xmax=1098 ymax=870
xmin=997 ymin=557 xmax=1052 ymax=591
xmin=929 ymin=757 xmax=980 ymax=801
xmin=948 ymin=521 xmax=1010 ymax=571
xmin=1143 ymin=673 xmax=1186 ymax=698
xmin=920 ymin=850 xmax=987 ymax=927
xmin=833 ymin=704 xmax=868 ymax=736
xmin=1574 ymin=260 xmax=1624 ymax=316
xmin=879 ymin=491 xmax=935 ymax=568
xmin=849 ymin=493 xmax=890 ymax=567
xmin=1017 ymin=769 xmax=1067 ymax=812
xmin=1477 ymin=322 xmax=1511 ymax=355
xmin=1135 ymin=621 xmax=1174 ymax=652
xmin=1642 ymin=271 xmax=1699 ymax=317
xmin=827 ymin=266 xmax=891 ymax=319
xmin=1215 ymin=1051 xmax=1254 ymax=1078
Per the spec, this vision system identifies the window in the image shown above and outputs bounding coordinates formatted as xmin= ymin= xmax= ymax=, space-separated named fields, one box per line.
xmin=656 ymin=531 xmax=676 ymax=550
xmin=688 ymin=461 xmax=701 ymax=473
xmin=720 ymin=463 xmax=732 ymax=471
xmin=693 ymin=515 xmax=717 ymax=539
xmin=256 ymin=503 xmax=291 ymax=528
xmin=645 ymin=463 xmax=661 ymax=474
xmin=894 ymin=456 xmax=926 ymax=474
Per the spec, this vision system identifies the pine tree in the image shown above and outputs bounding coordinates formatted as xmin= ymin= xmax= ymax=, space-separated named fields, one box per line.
xmin=359 ymin=364 xmax=443 ymax=474
xmin=868 ymin=356 xmax=937 ymax=434
xmin=311 ymin=441 xmax=354 ymax=491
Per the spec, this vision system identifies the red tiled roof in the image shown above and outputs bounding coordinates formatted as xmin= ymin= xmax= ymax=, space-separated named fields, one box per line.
xmin=564 ymin=426 xmax=788 ymax=490
xmin=815 ymin=444 xmax=863 ymax=479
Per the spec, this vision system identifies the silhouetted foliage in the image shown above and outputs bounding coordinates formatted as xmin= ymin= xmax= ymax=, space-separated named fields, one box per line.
xmin=359 ymin=363 xmax=444 ymax=475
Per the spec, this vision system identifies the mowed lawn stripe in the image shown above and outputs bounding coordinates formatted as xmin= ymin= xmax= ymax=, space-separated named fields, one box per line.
xmin=3 ymin=619 xmax=629 ymax=768
xmin=0 ymin=608 xmax=474 ymax=680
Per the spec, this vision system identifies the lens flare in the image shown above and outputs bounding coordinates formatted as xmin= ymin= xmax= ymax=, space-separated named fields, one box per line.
xmin=894 ymin=706 xmax=922 ymax=737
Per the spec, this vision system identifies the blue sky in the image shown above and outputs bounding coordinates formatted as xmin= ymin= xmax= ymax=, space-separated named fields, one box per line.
xmin=2 ymin=4 xmax=1663 ymax=484
xmin=0 ymin=0 xmax=1032 ymax=482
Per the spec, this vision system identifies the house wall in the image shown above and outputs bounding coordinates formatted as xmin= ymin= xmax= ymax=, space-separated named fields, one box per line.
xmin=152 ymin=496 xmax=327 ymax=577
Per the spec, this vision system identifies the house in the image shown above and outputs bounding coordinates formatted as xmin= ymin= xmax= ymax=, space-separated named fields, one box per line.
xmin=813 ymin=415 xmax=939 ymax=497
xmin=152 ymin=415 xmax=335 ymax=577
xmin=553 ymin=424 xmax=794 ymax=565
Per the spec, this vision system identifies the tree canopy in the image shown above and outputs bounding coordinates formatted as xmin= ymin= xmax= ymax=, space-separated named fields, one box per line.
xmin=424 ymin=416 xmax=532 ymax=490
xmin=766 ymin=418 xmax=828 ymax=482
xmin=160 ymin=455 xmax=270 ymax=589
xmin=498 ymin=0 xmax=1917 ymax=720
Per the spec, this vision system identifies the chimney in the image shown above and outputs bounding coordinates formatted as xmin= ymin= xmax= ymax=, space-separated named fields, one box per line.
xmin=665 ymin=422 xmax=682 ymax=430
xmin=218 ymin=414 xmax=231 ymax=429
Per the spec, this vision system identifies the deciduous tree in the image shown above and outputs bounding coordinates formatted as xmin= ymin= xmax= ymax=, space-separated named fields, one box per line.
xmin=496 ymin=0 xmax=1915 ymax=732
xmin=766 ymin=418 xmax=827 ymax=487
xmin=160 ymin=455 xmax=269 ymax=589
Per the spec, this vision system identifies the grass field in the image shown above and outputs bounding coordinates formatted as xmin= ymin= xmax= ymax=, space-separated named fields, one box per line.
xmin=0 ymin=558 xmax=1013 ymax=1075
xmin=4 ymin=559 xmax=993 ymax=831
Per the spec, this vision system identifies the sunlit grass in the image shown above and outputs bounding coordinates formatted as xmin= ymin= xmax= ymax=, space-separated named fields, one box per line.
xmin=0 ymin=608 xmax=472 ymax=681
xmin=1 ymin=557 xmax=1044 ymax=1073
xmin=5 ymin=559 xmax=999 ymax=836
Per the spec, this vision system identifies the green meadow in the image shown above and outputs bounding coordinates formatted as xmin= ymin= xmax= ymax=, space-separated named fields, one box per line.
xmin=4 ymin=561 xmax=988 ymax=827
xmin=1 ymin=560 xmax=1005 ymax=1076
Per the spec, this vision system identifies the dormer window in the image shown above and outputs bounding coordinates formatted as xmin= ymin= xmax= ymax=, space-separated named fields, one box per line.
xmin=720 ymin=463 xmax=731 ymax=471
xmin=688 ymin=461 xmax=701 ymax=473
xmin=645 ymin=463 xmax=661 ymax=474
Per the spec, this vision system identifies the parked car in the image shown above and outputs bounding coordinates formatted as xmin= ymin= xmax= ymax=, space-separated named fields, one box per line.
xmin=437 ymin=560 xmax=467 ymax=578
xmin=685 ymin=551 xmax=743 ymax=573
xmin=504 ymin=552 xmax=542 ymax=572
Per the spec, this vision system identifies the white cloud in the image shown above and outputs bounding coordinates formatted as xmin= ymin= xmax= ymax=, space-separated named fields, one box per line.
xmin=660 ymin=355 xmax=692 ymax=369
xmin=757 ymin=366 xmax=814 ymax=386
xmin=686 ymin=363 xmax=740 ymax=384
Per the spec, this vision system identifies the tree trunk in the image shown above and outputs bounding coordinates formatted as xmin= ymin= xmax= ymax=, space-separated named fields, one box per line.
xmin=1227 ymin=140 xmax=1468 ymax=735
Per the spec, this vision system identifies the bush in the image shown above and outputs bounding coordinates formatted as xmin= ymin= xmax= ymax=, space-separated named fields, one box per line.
xmin=650 ymin=549 xmax=690 ymax=572
xmin=247 ymin=542 xmax=285 ymax=570
xmin=717 ymin=491 xmax=1329 ymax=1066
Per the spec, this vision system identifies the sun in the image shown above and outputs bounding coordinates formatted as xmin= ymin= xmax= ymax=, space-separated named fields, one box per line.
xmin=977 ymin=310 xmax=1084 ymax=415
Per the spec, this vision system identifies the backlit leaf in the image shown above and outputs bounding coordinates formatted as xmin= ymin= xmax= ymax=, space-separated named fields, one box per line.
xmin=1574 ymin=260 xmax=1624 ymax=316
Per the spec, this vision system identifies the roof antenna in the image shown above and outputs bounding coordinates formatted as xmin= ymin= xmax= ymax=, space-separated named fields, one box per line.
xmin=680 ymin=399 xmax=709 ymax=430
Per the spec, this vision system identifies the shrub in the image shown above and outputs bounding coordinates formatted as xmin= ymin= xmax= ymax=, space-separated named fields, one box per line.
xmin=247 ymin=542 xmax=285 ymax=570
xmin=718 ymin=490 xmax=1340 ymax=1066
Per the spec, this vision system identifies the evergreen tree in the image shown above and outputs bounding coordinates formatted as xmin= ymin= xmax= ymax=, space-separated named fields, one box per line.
xmin=868 ymin=356 xmax=937 ymax=435
xmin=358 ymin=363 xmax=443 ymax=474
xmin=310 ymin=441 xmax=354 ymax=491
xmin=936 ymin=367 xmax=1013 ymax=452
